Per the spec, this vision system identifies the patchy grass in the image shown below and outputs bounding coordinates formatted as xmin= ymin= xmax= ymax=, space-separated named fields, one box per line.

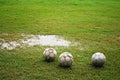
xmin=0 ymin=0 xmax=120 ymax=80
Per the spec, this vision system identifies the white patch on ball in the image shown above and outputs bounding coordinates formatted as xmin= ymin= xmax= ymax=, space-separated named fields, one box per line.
xmin=92 ymin=52 xmax=106 ymax=67
xmin=58 ymin=52 xmax=73 ymax=67
xmin=43 ymin=48 xmax=57 ymax=62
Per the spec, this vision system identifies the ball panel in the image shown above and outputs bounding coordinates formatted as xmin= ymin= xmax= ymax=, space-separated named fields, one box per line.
xmin=44 ymin=51 xmax=49 ymax=57
xmin=65 ymin=57 xmax=71 ymax=62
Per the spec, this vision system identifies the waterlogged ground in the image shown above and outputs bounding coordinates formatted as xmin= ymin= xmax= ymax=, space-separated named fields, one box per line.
xmin=0 ymin=0 xmax=120 ymax=80
xmin=0 ymin=33 xmax=78 ymax=50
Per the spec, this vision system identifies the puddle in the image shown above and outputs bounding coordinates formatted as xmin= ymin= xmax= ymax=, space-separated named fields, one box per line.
xmin=1 ymin=41 xmax=21 ymax=50
xmin=0 ymin=34 xmax=75 ymax=50
xmin=21 ymin=35 xmax=71 ymax=46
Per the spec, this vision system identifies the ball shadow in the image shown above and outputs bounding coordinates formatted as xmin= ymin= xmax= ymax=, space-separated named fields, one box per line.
xmin=57 ymin=64 xmax=73 ymax=70
xmin=91 ymin=63 xmax=105 ymax=69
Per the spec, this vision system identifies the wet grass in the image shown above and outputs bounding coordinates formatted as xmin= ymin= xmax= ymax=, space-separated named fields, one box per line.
xmin=0 ymin=0 xmax=120 ymax=80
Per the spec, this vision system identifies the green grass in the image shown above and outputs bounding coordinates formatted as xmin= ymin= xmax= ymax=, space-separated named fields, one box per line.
xmin=0 ymin=0 xmax=120 ymax=80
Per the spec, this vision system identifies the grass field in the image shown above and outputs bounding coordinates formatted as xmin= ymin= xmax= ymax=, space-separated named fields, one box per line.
xmin=0 ymin=0 xmax=120 ymax=80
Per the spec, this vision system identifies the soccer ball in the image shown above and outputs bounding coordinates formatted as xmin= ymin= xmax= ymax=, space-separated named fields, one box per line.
xmin=43 ymin=48 xmax=57 ymax=62
xmin=92 ymin=52 xmax=106 ymax=67
xmin=58 ymin=52 xmax=73 ymax=67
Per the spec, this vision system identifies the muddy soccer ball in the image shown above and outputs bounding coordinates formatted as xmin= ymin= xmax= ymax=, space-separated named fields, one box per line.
xmin=92 ymin=52 xmax=106 ymax=67
xmin=43 ymin=48 xmax=57 ymax=62
xmin=58 ymin=52 xmax=73 ymax=67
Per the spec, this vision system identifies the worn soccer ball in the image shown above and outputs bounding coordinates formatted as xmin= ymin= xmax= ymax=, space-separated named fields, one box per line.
xmin=92 ymin=52 xmax=106 ymax=67
xmin=58 ymin=52 xmax=73 ymax=67
xmin=43 ymin=48 xmax=57 ymax=62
